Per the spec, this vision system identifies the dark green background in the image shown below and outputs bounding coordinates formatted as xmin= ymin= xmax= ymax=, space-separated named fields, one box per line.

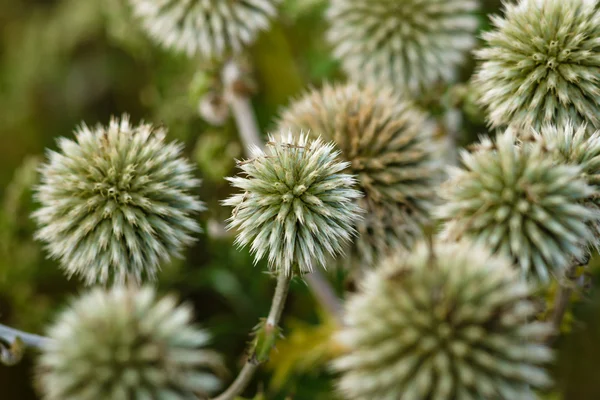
xmin=0 ymin=0 xmax=598 ymax=399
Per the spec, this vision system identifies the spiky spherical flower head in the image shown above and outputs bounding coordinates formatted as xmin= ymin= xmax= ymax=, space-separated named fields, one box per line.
xmin=128 ymin=0 xmax=281 ymax=59
xmin=332 ymin=240 xmax=553 ymax=400
xmin=326 ymin=0 xmax=479 ymax=94
xmin=531 ymin=121 xmax=600 ymax=247
xmin=438 ymin=128 xmax=596 ymax=282
xmin=475 ymin=0 xmax=600 ymax=130
xmin=223 ymin=132 xmax=362 ymax=275
xmin=33 ymin=115 xmax=204 ymax=285
xmin=37 ymin=286 xmax=224 ymax=400
xmin=277 ymin=83 xmax=439 ymax=266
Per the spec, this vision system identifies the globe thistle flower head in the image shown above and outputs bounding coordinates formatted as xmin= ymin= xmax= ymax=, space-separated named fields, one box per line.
xmin=277 ymin=83 xmax=440 ymax=266
xmin=223 ymin=131 xmax=363 ymax=275
xmin=129 ymin=0 xmax=281 ymax=59
xmin=475 ymin=0 xmax=600 ymax=130
xmin=37 ymin=286 xmax=224 ymax=400
xmin=531 ymin=121 xmax=600 ymax=249
xmin=332 ymin=240 xmax=553 ymax=400
xmin=33 ymin=115 xmax=204 ymax=285
xmin=326 ymin=0 xmax=479 ymax=94
xmin=438 ymin=128 xmax=596 ymax=282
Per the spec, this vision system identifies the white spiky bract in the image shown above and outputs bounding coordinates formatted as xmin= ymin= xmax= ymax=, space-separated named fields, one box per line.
xmin=333 ymin=241 xmax=553 ymax=400
xmin=277 ymin=83 xmax=439 ymax=266
xmin=223 ymin=132 xmax=363 ymax=275
xmin=37 ymin=286 xmax=224 ymax=400
xmin=475 ymin=0 xmax=600 ymax=130
xmin=34 ymin=115 xmax=203 ymax=285
xmin=326 ymin=0 xmax=479 ymax=93
xmin=532 ymin=121 xmax=600 ymax=248
xmin=438 ymin=128 xmax=596 ymax=282
xmin=129 ymin=0 xmax=281 ymax=58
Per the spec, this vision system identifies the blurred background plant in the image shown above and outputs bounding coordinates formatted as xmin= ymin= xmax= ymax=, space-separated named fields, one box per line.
xmin=1 ymin=0 xmax=600 ymax=398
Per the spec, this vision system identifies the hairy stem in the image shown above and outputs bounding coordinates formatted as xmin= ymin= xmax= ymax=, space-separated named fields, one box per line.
xmin=212 ymin=272 xmax=292 ymax=400
xmin=0 ymin=323 xmax=51 ymax=350
xmin=222 ymin=60 xmax=263 ymax=154
xmin=305 ymin=272 xmax=343 ymax=322
xmin=222 ymin=59 xmax=344 ymax=320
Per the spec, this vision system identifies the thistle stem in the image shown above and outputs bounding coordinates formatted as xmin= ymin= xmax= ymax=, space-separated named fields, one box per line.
xmin=0 ymin=323 xmax=51 ymax=349
xmin=549 ymin=265 xmax=578 ymax=339
xmin=212 ymin=272 xmax=292 ymax=400
xmin=222 ymin=60 xmax=263 ymax=154
xmin=222 ymin=59 xmax=344 ymax=320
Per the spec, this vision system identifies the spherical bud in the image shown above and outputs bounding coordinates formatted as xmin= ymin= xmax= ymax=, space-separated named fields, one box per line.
xmin=333 ymin=240 xmax=553 ymax=400
xmin=128 ymin=0 xmax=281 ymax=59
xmin=531 ymin=121 xmax=600 ymax=249
xmin=37 ymin=286 xmax=224 ymax=400
xmin=326 ymin=0 xmax=479 ymax=94
xmin=475 ymin=0 xmax=600 ymax=130
xmin=437 ymin=128 xmax=596 ymax=282
xmin=277 ymin=83 xmax=440 ymax=266
xmin=33 ymin=115 xmax=204 ymax=285
xmin=223 ymin=132 xmax=363 ymax=275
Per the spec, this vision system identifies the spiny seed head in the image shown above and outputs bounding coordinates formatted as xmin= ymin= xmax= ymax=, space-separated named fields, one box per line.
xmin=326 ymin=0 xmax=479 ymax=94
xmin=530 ymin=121 xmax=600 ymax=249
xmin=437 ymin=128 xmax=596 ymax=283
xmin=277 ymin=83 xmax=440 ymax=266
xmin=223 ymin=131 xmax=363 ymax=275
xmin=33 ymin=115 xmax=204 ymax=285
xmin=332 ymin=240 xmax=554 ymax=400
xmin=128 ymin=0 xmax=281 ymax=59
xmin=37 ymin=286 xmax=224 ymax=400
xmin=475 ymin=0 xmax=600 ymax=130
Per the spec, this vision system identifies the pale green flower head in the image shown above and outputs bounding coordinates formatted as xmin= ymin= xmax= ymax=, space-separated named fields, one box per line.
xmin=33 ymin=115 xmax=204 ymax=285
xmin=128 ymin=0 xmax=281 ymax=58
xmin=37 ymin=286 xmax=224 ymax=400
xmin=326 ymin=0 xmax=480 ymax=94
xmin=438 ymin=128 xmax=596 ymax=282
xmin=332 ymin=240 xmax=553 ymax=400
xmin=277 ymin=83 xmax=440 ymax=266
xmin=531 ymin=121 xmax=600 ymax=249
xmin=475 ymin=0 xmax=600 ymax=130
xmin=223 ymin=131 xmax=363 ymax=275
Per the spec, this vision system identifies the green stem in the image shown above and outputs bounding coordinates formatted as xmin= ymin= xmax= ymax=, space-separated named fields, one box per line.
xmin=212 ymin=272 xmax=292 ymax=400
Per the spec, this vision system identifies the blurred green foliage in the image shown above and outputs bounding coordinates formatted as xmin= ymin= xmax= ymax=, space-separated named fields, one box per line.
xmin=1 ymin=0 xmax=600 ymax=399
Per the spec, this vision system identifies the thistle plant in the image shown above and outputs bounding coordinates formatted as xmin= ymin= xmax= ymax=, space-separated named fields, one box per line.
xmin=128 ymin=0 xmax=281 ymax=59
xmin=33 ymin=115 xmax=203 ymax=285
xmin=438 ymin=128 xmax=596 ymax=282
xmin=277 ymin=83 xmax=439 ymax=266
xmin=531 ymin=121 xmax=600 ymax=247
xmin=332 ymin=240 xmax=553 ymax=400
xmin=326 ymin=0 xmax=479 ymax=93
xmin=475 ymin=0 xmax=600 ymax=130
xmin=36 ymin=286 xmax=224 ymax=400
xmin=223 ymin=131 xmax=362 ymax=275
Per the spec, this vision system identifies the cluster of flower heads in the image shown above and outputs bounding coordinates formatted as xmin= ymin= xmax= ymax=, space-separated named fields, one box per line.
xmin=438 ymin=128 xmax=596 ymax=282
xmin=326 ymin=0 xmax=479 ymax=94
xmin=475 ymin=0 xmax=600 ymax=130
xmin=129 ymin=0 xmax=281 ymax=58
xmin=224 ymin=132 xmax=363 ymax=275
xmin=37 ymin=286 xmax=224 ymax=400
xmin=332 ymin=240 xmax=553 ymax=400
xmin=33 ymin=116 xmax=204 ymax=285
xmin=277 ymin=83 xmax=439 ymax=265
